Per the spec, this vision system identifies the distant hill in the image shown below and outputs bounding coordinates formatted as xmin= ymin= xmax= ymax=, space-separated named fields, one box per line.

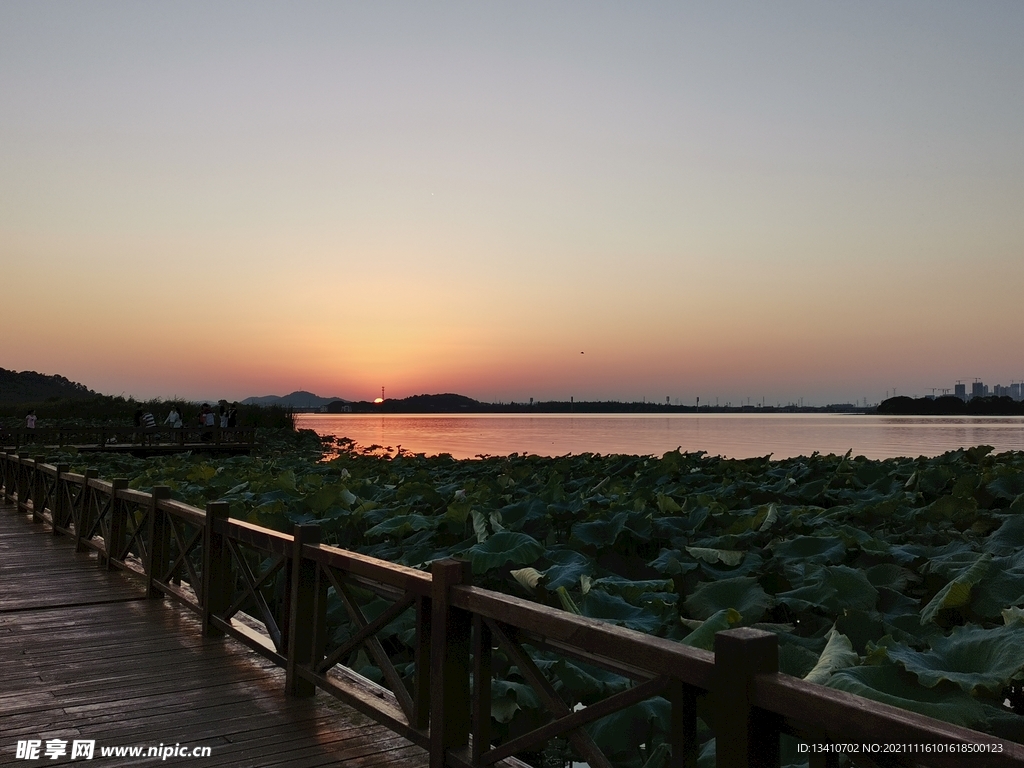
xmin=241 ymin=391 xmax=348 ymax=409
xmin=0 ymin=368 xmax=98 ymax=405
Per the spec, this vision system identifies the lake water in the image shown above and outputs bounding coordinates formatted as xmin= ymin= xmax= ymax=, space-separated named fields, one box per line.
xmin=296 ymin=413 xmax=1024 ymax=461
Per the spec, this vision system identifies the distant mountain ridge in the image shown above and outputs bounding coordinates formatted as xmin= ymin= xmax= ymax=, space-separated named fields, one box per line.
xmin=0 ymin=368 xmax=97 ymax=405
xmin=241 ymin=391 xmax=348 ymax=408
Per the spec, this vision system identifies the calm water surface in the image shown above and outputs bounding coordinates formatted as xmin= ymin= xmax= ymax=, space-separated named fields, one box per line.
xmin=296 ymin=413 xmax=1024 ymax=461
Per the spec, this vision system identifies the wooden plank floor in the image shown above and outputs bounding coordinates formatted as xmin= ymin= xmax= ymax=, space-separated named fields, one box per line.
xmin=0 ymin=504 xmax=428 ymax=768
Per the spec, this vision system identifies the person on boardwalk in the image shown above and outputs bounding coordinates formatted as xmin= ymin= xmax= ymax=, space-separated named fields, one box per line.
xmin=141 ymin=411 xmax=156 ymax=429
xmin=219 ymin=401 xmax=229 ymax=428
xmin=227 ymin=403 xmax=238 ymax=428
xmin=164 ymin=405 xmax=182 ymax=429
xmin=26 ymin=410 xmax=36 ymax=429
xmin=200 ymin=403 xmax=215 ymax=442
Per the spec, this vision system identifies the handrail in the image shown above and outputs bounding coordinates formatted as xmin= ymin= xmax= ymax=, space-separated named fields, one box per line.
xmin=2 ymin=450 xmax=1021 ymax=768
xmin=0 ymin=425 xmax=256 ymax=452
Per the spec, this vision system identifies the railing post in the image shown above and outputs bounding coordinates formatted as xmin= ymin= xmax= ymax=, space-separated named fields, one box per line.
xmin=471 ymin=614 xmax=492 ymax=763
xmin=713 ymin=628 xmax=780 ymax=768
xmin=102 ymin=478 xmax=129 ymax=569
xmin=286 ymin=523 xmax=324 ymax=697
xmin=16 ymin=453 xmax=30 ymax=513
xmin=75 ymin=469 xmax=97 ymax=552
xmin=147 ymin=486 xmax=172 ymax=597
xmin=429 ymin=558 xmax=473 ymax=768
xmin=668 ymin=679 xmax=699 ymax=768
xmin=52 ymin=464 xmax=69 ymax=534
xmin=202 ymin=501 xmax=231 ymax=637
xmin=31 ymin=456 xmax=46 ymax=522
xmin=413 ymin=595 xmax=432 ymax=731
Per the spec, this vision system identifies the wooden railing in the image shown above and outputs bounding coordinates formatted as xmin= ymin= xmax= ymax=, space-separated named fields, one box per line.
xmin=2 ymin=450 xmax=1021 ymax=768
xmin=0 ymin=425 xmax=256 ymax=451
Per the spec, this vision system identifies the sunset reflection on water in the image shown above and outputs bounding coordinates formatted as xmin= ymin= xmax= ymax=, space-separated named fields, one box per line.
xmin=297 ymin=414 xmax=1024 ymax=461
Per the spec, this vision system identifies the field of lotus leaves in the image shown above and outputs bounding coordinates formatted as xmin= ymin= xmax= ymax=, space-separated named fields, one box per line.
xmin=51 ymin=431 xmax=1024 ymax=766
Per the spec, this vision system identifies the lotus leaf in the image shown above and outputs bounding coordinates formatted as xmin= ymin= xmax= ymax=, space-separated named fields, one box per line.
xmin=490 ymin=679 xmax=541 ymax=723
xmin=581 ymin=590 xmax=664 ymax=634
xmin=803 ymin=629 xmax=859 ymax=684
xmin=467 ymin=532 xmax=545 ymax=573
xmin=680 ymin=608 xmax=742 ymax=650
xmin=771 ymin=536 xmax=846 ymax=566
xmin=364 ymin=513 xmax=435 ymax=539
xmin=984 ymin=515 xmax=1024 ymax=556
xmin=886 ymin=622 xmax=1024 ymax=693
xmin=683 ymin=576 xmax=770 ymax=622
xmin=685 ymin=546 xmax=744 ymax=566
xmin=827 ymin=663 xmax=990 ymax=728
xmin=540 ymin=550 xmax=594 ymax=590
xmin=571 ymin=511 xmax=629 ymax=548
xmin=920 ymin=552 xmax=992 ymax=624
xmin=969 ymin=567 xmax=1024 ymax=619
xmin=776 ymin=565 xmax=878 ymax=614
xmin=585 ymin=697 xmax=670 ymax=762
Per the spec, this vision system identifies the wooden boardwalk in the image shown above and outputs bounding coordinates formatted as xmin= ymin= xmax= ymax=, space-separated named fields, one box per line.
xmin=0 ymin=504 xmax=429 ymax=768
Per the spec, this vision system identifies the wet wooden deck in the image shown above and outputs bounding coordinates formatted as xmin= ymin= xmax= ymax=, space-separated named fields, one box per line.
xmin=0 ymin=504 xmax=429 ymax=767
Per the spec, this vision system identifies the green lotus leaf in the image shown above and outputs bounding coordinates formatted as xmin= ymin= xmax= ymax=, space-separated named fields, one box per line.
xmin=683 ymin=576 xmax=771 ymax=622
xmin=647 ymin=548 xmax=700 ymax=577
xmin=771 ymin=536 xmax=846 ymax=566
xmin=885 ymin=622 xmax=1024 ymax=694
xmin=969 ymin=567 xmax=1024 ymax=619
xmin=497 ymin=497 xmax=548 ymax=531
xmin=657 ymin=492 xmax=682 ymax=514
xmin=864 ymin=563 xmax=914 ymax=592
xmin=581 ymin=589 xmax=664 ymax=633
xmin=541 ymin=549 xmax=594 ymax=590
xmin=364 ymin=513 xmax=435 ymax=539
xmin=698 ymin=551 xmax=764 ymax=581
xmin=921 ymin=552 xmax=993 ymax=624
xmin=984 ymin=515 xmax=1024 ymax=556
xmin=680 ymin=608 xmax=742 ymax=650
xmin=1003 ymin=607 xmax=1024 ymax=625
xmin=591 ymin=575 xmax=674 ymax=603
xmin=987 ymin=472 xmax=1024 ymax=501
xmin=685 ymin=546 xmax=744 ymax=566
xmin=776 ymin=566 xmax=878 ymax=614
xmin=467 ymin=532 xmax=545 ymax=573
xmin=804 ymin=629 xmax=859 ymax=685
xmin=778 ymin=641 xmax=821 ymax=678
xmin=585 ymin=697 xmax=670 ymax=760
xmin=490 ymin=679 xmax=541 ymax=724
xmin=444 ymin=497 xmax=472 ymax=526
xmin=757 ymin=502 xmax=779 ymax=531
xmin=534 ymin=658 xmax=628 ymax=702
xmin=510 ymin=567 xmax=543 ymax=590
xmin=570 ymin=511 xmax=628 ymax=548
xmin=827 ymin=663 xmax=990 ymax=728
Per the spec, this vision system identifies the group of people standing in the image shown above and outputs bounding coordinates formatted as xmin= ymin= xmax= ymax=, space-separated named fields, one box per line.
xmin=128 ymin=402 xmax=240 ymax=431
xmin=197 ymin=402 xmax=238 ymax=428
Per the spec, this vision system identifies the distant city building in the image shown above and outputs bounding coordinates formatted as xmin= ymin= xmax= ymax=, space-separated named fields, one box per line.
xmin=971 ymin=381 xmax=986 ymax=400
xmin=954 ymin=383 xmax=966 ymax=401
xmin=1012 ymin=383 xmax=1022 ymax=401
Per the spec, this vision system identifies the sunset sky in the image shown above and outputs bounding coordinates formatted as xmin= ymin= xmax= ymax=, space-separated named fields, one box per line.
xmin=3 ymin=2 xmax=1022 ymax=406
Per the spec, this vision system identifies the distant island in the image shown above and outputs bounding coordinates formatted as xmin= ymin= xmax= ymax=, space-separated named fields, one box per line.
xmin=326 ymin=393 xmax=874 ymax=415
xmin=876 ymin=395 xmax=1024 ymax=416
